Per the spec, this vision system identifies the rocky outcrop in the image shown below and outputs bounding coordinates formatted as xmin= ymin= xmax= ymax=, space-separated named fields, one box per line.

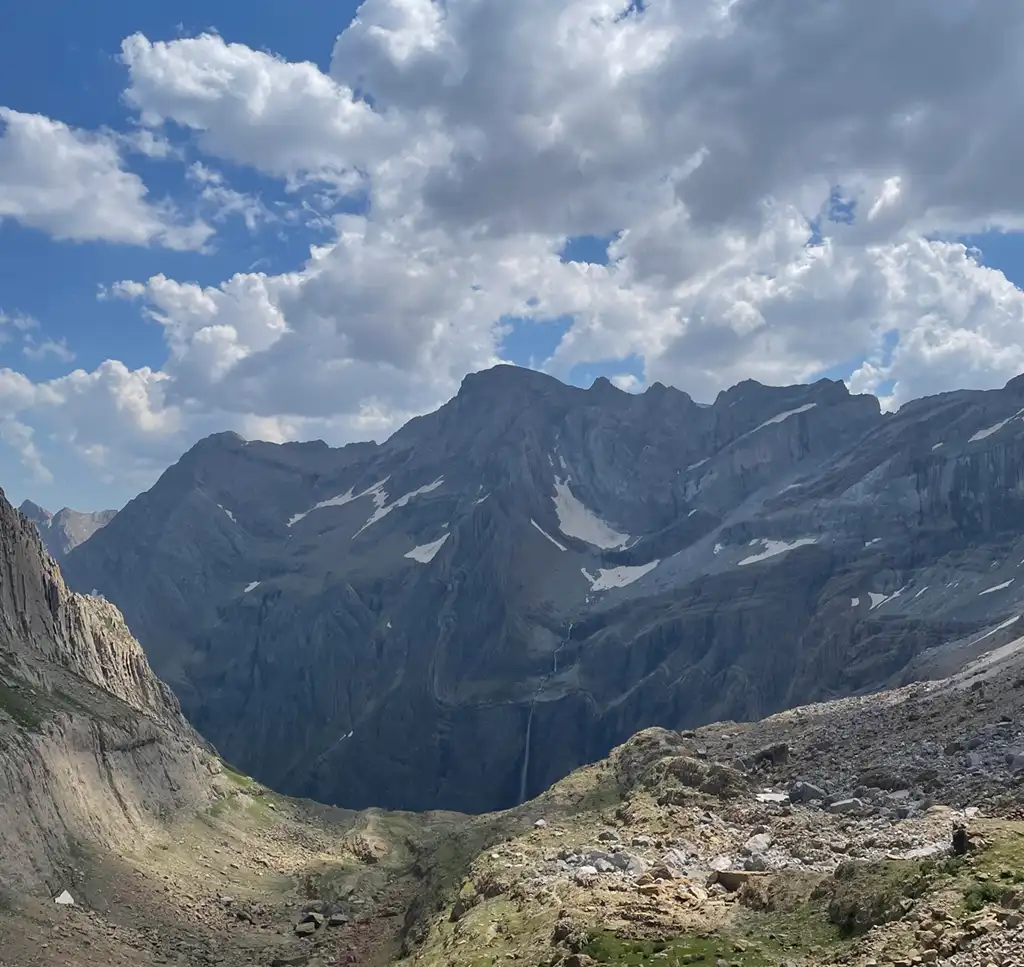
xmin=18 ymin=500 xmax=116 ymax=560
xmin=0 ymin=489 xmax=218 ymax=895
xmin=61 ymin=366 xmax=1024 ymax=814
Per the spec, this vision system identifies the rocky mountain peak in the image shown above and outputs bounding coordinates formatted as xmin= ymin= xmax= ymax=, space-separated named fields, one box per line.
xmin=17 ymin=499 xmax=52 ymax=523
xmin=1004 ymin=370 xmax=1024 ymax=395
xmin=457 ymin=363 xmax=567 ymax=399
xmin=15 ymin=498 xmax=116 ymax=561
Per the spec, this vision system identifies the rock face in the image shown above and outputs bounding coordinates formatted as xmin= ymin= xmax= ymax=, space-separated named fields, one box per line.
xmin=60 ymin=365 xmax=1024 ymax=813
xmin=0 ymin=489 xmax=217 ymax=894
xmin=18 ymin=500 xmax=117 ymax=560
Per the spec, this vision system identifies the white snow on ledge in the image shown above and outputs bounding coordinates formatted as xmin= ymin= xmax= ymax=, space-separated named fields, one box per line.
xmin=581 ymin=560 xmax=660 ymax=591
xmin=404 ymin=533 xmax=449 ymax=563
xmin=869 ymin=586 xmax=907 ymax=610
xmin=531 ymin=519 xmax=568 ymax=551
xmin=969 ymin=408 xmax=1024 ymax=443
xmin=980 ymin=578 xmax=1015 ymax=596
xmin=755 ymin=402 xmax=817 ymax=432
xmin=243 ymin=580 xmax=260 ymax=593
xmin=552 ymin=476 xmax=629 ymax=549
xmin=288 ymin=477 xmax=391 ymax=528
xmin=354 ymin=477 xmax=444 ymax=538
xmin=738 ymin=538 xmax=817 ymax=566
xmin=217 ymin=504 xmax=236 ymax=523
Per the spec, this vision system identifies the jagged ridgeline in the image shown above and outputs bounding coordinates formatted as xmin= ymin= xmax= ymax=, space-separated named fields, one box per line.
xmin=60 ymin=365 xmax=1024 ymax=814
xmin=0 ymin=488 xmax=219 ymax=894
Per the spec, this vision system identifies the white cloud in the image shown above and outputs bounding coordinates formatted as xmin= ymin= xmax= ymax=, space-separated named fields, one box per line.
xmin=0 ymin=310 xmax=37 ymax=345
xmin=0 ymin=108 xmax=211 ymax=249
xmin=6 ymin=1 xmax=1024 ymax=506
xmin=120 ymin=32 xmax=402 ymax=188
xmin=1 ymin=311 xmax=76 ymax=365
xmin=187 ymin=162 xmax=273 ymax=232
xmin=0 ymin=417 xmax=51 ymax=483
xmin=23 ymin=337 xmax=76 ymax=364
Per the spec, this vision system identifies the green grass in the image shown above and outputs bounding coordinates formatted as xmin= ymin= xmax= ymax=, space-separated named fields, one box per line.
xmin=221 ymin=763 xmax=256 ymax=788
xmin=0 ymin=679 xmax=45 ymax=730
xmin=584 ymin=929 xmax=779 ymax=967
xmin=963 ymin=882 xmax=1004 ymax=912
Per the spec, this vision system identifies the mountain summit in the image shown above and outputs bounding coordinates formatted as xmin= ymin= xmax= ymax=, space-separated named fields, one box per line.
xmin=62 ymin=365 xmax=1024 ymax=812
xmin=18 ymin=499 xmax=117 ymax=560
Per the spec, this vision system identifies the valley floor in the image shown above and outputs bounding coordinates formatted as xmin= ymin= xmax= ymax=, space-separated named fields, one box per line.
xmin=4 ymin=633 xmax=1024 ymax=967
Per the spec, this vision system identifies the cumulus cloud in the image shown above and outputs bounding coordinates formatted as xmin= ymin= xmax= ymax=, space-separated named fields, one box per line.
xmin=6 ymin=0 xmax=1024 ymax=505
xmin=120 ymin=32 xmax=402 ymax=189
xmin=0 ymin=108 xmax=211 ymax=248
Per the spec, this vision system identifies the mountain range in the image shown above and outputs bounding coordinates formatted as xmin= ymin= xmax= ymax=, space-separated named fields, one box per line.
xmin=58 ymin=364 xmax=1024 ymax=814
xmin=18 ymin=500 xmax=117 ymax=561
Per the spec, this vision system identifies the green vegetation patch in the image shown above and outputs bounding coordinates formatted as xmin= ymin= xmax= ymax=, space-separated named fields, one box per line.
xmin=826 ymin=858 xmax=934 ymax=936
xmin=0 ymin=678 xmax=45 ymax=730
xmin=952 ymin=820 xmax=1024 ymax=913
xmin=221 ymin=763 xmax=256 ymax=788
xmin=584 ymin=929 xmax=779 ymax=967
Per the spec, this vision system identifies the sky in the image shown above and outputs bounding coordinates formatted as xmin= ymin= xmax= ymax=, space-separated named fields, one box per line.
xmin=3 ymin=0 xmax=1024 ymax=512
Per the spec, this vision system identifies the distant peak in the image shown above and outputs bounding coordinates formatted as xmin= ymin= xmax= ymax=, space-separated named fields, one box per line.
xmin=186 ymin=430 xmax=248 ymax=454
xmin=643 ymin=381 xmax=696 ymax=406
xmin=18 ymin=499 xmax=52 ymax=522
xmin=714 ymin=376 xmax=851 ymax=410
xmin=587 ymin=375 xmax=622 ymax=396
xmin=1005 ymin=372 xmax=1024 ymax=395
xmin=457 ymin=365 xmax=566 ymax=398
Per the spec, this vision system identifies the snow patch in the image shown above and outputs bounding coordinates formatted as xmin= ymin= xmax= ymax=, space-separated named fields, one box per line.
xmin=931 ymin=442 xmax=944 ymax=450
xmin=217 ymin=504 xmax=236 ymax=523
xmin=531 ymin=519 xmax=568 ymax=552
xmin=969 ymin=408 xmax=1024 ymax=443
xmin=552 ymin=477 xmax=629 ymax=549
xmin=913 ymin=585 xmax=929 ymax=600
xmin=243 ymin=581 xmax=260 ymax=593
xmin=289 ymin=477 xmax=391 ymax=528
xmin=968 ymin=614 xmax=1021 ymax=647
xmin=54 ymin=890 xmax=75 ymax=906
xmin=869 ymin=586 xmax=907 ymax=610
xmin=864 ymin=537 xmax=881 ymax=547
xmin=404 ymin=533 xmax=449 ymax=563
xmin=583 ymin=560 xmax=660 ymax=592
xmin=687 ymin=509 xmax=698 ymax=517
xmin=686 ymin=457 xmax=709 ymax=471
xmin=979 ymin=578 xmax=1015 ymax=596
xmin=756 ymin=791 xmax=788 ymax=804
xmin=755 ymin=402 xmax=817 ymax=431
xmin=738 ymin=538 xmax=817 ymax=566
xmin=354 ymin=477 xmax=444 ymax=537
xmin=850 ymin=597 xmax=860 ymax=608
xmin=713 ymin=542 xmax=724 ymax=555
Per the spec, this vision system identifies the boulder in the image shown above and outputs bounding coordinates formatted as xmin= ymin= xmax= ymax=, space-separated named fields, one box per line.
xmin=790 ymin=780 xmax=827 ymax=803
xmin=828 ymin=798 xmax=866 ymax=814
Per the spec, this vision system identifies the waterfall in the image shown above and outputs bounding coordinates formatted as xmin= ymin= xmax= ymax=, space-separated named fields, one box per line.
xmin=518 ymin=621 xmax=573 ymax=805
xmin=518 ymin=701 xmax=535 ymax=804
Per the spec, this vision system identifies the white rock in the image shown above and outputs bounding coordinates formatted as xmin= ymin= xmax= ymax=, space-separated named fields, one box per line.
xmin=54 ymin=890 xmax=75 ymax=906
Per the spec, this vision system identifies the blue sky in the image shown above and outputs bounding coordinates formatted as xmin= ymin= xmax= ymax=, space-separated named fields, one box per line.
xmin=0 ymin=1 xmax=360 ymax=377
xmin=3 ymin=0 xmax=1024 ymax=512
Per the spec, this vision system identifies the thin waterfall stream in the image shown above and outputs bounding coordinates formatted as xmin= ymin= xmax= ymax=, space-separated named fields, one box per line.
xmin=518 ymin=621 xmax=573 ymax=804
